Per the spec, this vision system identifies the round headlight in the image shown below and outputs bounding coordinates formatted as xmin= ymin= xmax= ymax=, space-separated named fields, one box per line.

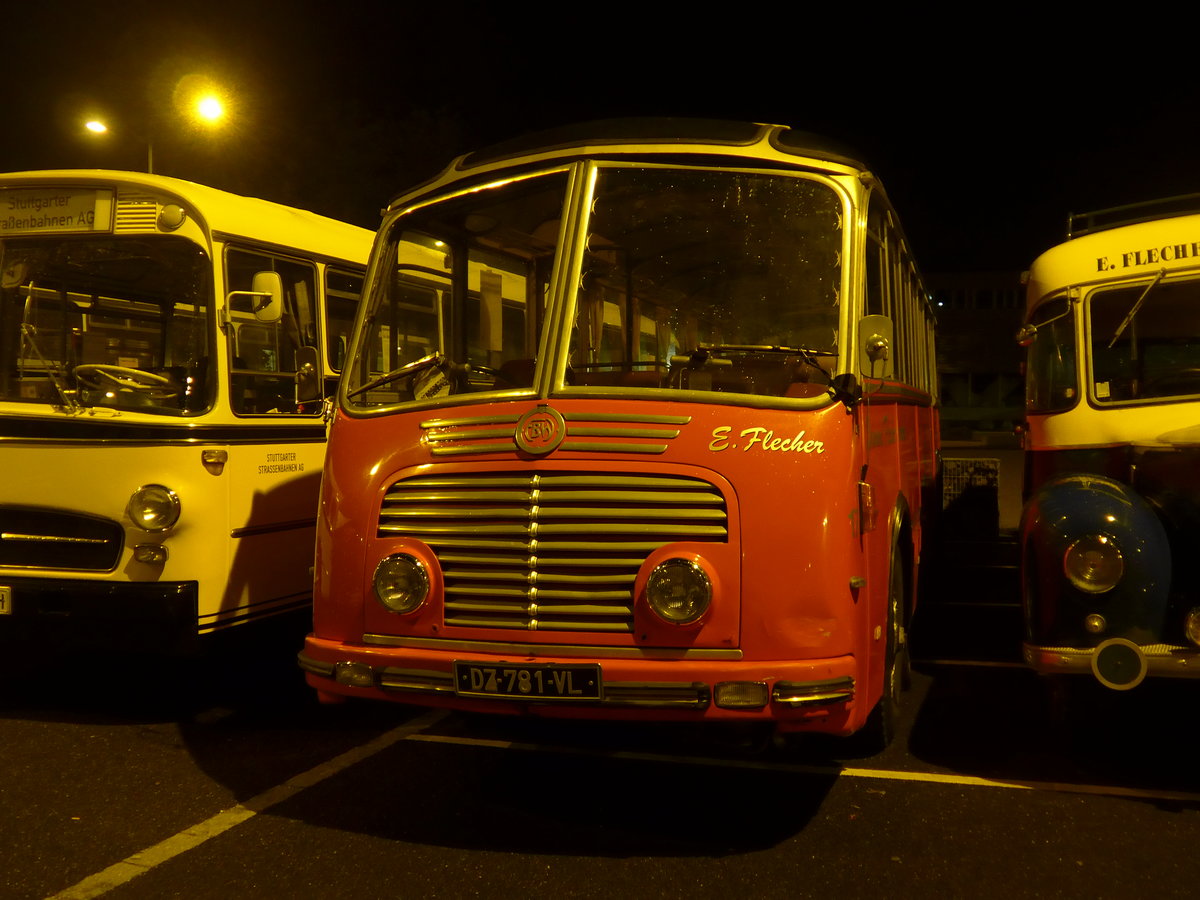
xmin=1184 ymin=608 xmax=1200 ymax=647
xmin=127 ymin=484 xmax=180 ymax=532
xmin=373 ymin=553 xmax=430 ymax=614
xmin=1064 ymin=534 xmax=1123 ymax=594
xmin=645 ymin=558 xmax=711 ymax=625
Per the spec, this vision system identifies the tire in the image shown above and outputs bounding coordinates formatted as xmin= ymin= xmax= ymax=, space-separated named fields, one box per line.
xmin=854 ymin=551 xmax=907 ymax=754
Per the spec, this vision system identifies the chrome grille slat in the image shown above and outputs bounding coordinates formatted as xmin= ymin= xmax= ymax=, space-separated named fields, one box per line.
xmin=378 ymin=471 xmax=727 ymax=633
xmin=420 ymin=412 xmax=692 ymax=457
xmin=0 ymin=507 xmax=123 ymax=571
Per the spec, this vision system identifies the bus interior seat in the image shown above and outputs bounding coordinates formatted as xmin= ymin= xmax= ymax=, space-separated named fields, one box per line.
xmin=494 ymin=358 xmax=536 ymax=388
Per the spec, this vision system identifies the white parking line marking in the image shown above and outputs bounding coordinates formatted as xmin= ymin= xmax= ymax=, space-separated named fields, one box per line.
xmin=407 ymin=732 xmax=1200 ymax=806
xmin=46 ymin=709 xmax=1199 ymax=900
xmin=46 ymin=709 xmax=449 ymax=900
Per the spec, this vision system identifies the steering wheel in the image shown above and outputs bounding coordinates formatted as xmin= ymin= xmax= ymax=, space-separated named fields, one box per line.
xmin=75 ymin=364 xmax=177 ymax=397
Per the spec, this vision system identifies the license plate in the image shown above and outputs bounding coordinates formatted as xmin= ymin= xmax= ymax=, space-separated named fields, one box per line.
xmin=0 ymin=585 xmax=10 ymax=615
xmin=453 ymin=661 xmax=602 ymax=701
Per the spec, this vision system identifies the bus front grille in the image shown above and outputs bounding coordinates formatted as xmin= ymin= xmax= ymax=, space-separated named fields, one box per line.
xmin=378 ymin=472 xmax=728 ymax=632
xmin=0 ymin=507 xmax=123 ymax=571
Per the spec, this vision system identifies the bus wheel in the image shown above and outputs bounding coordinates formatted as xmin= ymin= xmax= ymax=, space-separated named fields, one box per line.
xmin=855 ymin=554 xmax=906 ymax=754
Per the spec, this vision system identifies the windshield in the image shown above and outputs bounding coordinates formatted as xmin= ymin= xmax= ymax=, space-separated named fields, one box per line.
xmin=0 ymin=236 xmax=212 ymax=415
xmin=1089 ymin=277 xmax=1200 ymax=403
xmin=573 ymin=166 xmax=842 ymax=397
xmin=345 ymin=164 xmax=844 ymax=409
xmin=346 ymin=170 xmax=567 ymax=406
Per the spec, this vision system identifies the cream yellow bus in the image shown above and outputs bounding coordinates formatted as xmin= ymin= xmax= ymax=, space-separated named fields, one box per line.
xmin=0 ymin=170 xmax=372 ymax=650
xmin=1020 ymin=196 xmax=1200 ymax=689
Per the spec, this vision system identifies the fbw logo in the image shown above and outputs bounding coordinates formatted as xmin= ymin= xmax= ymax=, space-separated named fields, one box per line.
xmin=515 ymin=406 xmax=566 ymax=455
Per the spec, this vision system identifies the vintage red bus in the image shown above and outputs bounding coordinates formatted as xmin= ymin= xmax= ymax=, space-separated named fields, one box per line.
xmin=299 ymin=120 xmax=939 ymax=748
xmin=1020 ymin=197 xmax=1200 ymax=690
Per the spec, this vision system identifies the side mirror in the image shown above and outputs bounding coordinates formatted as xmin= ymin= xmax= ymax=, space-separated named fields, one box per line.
xmin=1016 ymin=323 xmax=1037 ymax=347
xmin=225 ymin=271 xmax=284 ymax=325
xmin=859 ymin=314 xmax=894 ymax=379
xmin=294 ymin=345 xmax=321 ymax=402
xmin=250 ymin=271 xmax=284 ymax=324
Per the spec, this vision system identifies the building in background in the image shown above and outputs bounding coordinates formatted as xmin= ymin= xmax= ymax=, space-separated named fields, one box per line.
xmin=929 ymin=271 xmax=1025 ymax=442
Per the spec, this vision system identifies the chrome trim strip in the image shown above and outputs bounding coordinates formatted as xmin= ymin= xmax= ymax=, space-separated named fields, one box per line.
xmin=420 ymin=409 xmax=691 ymax=457
xmin=378 ymin=667 xmax=457 ymax=693
xmin=564 ymin=428 xmax=679 ymax=438
xmin=359 ymin=633 xmax=743 ymax=660
xmin=430 ymin=442 xmax=518 ymax=457
xmin=562 ymin=412 xmax=692 ymax=425
xmin=303 ymin=657 xmax=712 ymax=709
xmin=421 ymin=414 xmax=522 ymax=428
xmin=229 ymin=518 xmax=316 ymax=539
xmin=426 ymin=427 xmax=518 ymax=441
xmin=1024 ymin=642 xmax=1200 ymax=678
xmin=297 ymin=653 xmax=333 ymax=677
xmin=772 ymin=677 xmax=855 ymax=706
xmin=1 ymin=532 xmax=110 ymax=544
xmin=601 ymin=681 xmax=710 ymax=708
xmin=559 ymin=441 xmax=668 ymax=454
xmin=198 ymin=591 xmax=310 ymax=630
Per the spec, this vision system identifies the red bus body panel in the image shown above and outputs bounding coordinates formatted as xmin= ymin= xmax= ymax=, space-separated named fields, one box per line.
xmin=303 ymin=390 xmax=933 ymax=737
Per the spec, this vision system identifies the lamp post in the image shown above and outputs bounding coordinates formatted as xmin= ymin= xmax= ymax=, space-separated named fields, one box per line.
xmin=82 ymin=83 xmax=229 ymax=175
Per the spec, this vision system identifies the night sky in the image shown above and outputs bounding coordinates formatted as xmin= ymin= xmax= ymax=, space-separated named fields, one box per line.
xmin=6 ymin=2 xmax=1199 ymax=274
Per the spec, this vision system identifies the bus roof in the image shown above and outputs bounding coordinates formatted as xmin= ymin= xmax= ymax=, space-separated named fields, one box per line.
xmin=1026 ymin=210 xmax=1200 ymax=313
xmin=389 ymin=118 xmax=872 ymax=210
xmin=0 ymin=169 xmax=373 ymax=265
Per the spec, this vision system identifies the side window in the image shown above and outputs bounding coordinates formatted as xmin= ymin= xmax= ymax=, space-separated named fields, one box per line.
xmin=865 ymin=197 xmax=886 ymax=318
xmin=325 ymin=267 xmax=364 ymax=374
xmin=865 ymin=236 xmax=884 ymax=318
xmin=225 ymin=247 xmax=319 ymax=415
xmin=1025 ymin=295 xmax=1077 ymax=413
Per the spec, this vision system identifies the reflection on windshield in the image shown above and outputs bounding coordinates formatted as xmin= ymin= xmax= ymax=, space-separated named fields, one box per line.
xmin=1091 ymin=278 xmax=1200 ymax=402
xmin=0 ymin=237 xmax=211 ymax=415
xmin=346 ymin=165 xmax=844 ymax=408
xmin=347 ymin=171 xmax=566 ymax=406
xmin=574 ymin=167 xmax=842 ymax=398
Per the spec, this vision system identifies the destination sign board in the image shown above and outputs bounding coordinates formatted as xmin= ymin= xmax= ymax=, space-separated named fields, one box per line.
xmin=0 ymin=188 xmax=115 ymax=236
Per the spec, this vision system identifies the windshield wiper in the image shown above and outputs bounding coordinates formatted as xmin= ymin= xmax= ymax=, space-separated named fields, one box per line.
xmin=18 ymin=283 xmax=79 ymax=413
xmin=676 ymin=344 xmax=836 ymax=383
xmin=347 ymin=353 xmax=449 ymax=399
xmin=1109 ymin=268 xmax=1167 ymax=348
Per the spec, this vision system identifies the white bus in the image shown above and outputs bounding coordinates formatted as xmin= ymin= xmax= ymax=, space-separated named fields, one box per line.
xmin=1020 ymin=196 xmax=1200 ymax=690
xmin=0 ymin=170 xmax=373 ymax=650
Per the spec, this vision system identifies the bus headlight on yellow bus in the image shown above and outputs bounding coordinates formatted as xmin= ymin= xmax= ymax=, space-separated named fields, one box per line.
xmin=1064 ymin=534 xmax=1123 ymax=594
xmin=127 ymin=484 xmax=181 ymax=532
xmin=373 ymin=553 xmax=430 ymax=614
xmin=645 ymin=558 xmax=711 ymax=625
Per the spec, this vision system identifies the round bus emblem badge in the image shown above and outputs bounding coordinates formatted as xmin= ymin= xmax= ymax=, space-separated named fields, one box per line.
xmin=515 ymin=406 xmax=565 ymax=455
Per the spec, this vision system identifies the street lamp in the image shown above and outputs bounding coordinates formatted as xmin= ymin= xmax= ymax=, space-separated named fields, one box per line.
xmin=82 ymin=79 xmax=230 ymax=174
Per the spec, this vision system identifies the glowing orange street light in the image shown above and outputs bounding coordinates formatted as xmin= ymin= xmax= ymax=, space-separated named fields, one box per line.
xmin=195 ymin=95 xmax=224 ymax=123
xmin=82 ymin=80 xmax=231 ymax=174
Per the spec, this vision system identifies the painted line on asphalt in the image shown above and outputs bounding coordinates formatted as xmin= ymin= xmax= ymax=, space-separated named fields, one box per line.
xmin=406 ymin=732 xmax=1200 ymax=806
xmin=46 ymin=708 xmax=450 ymax=900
